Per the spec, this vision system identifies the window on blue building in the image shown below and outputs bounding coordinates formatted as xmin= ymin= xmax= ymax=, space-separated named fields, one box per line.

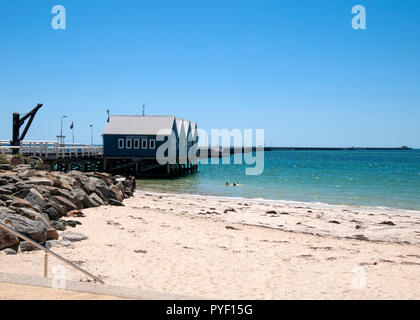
xmin=126 ymin=139 xmax=132 ymax=149
xmin=150 ymin=139 xmax=156 ymax=150
xmin=134 ymin=139 xmax=140 ymax=149
xmin=142 ymin=139 xmax=148 ymax=149
xmin=118 ymin=139 xmax=124 ymax=149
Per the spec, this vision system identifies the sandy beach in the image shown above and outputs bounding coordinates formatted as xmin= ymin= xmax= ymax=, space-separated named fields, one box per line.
xmin=1 ymin=190 xmax=420 ymax=299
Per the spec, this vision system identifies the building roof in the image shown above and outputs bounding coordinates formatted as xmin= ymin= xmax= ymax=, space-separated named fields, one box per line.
xmin=104 ymin=115 xmax=175 ymax=136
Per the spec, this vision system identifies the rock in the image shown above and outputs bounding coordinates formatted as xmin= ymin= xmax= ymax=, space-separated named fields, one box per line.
xmin=110 ymin=185 xmax=124 ymax=202
xmin=2 ymin=248 xmax=17 ymax=255
xmin=0 ymin=187 xmax=13 ymax=195
xmin=0 ymin=200 xmax=6 ymax=207
xmin=61 ymin=232 xmax=87 ymax=242
xmin=55 ymin=188 xmax=76 ymax=203
xmin=0 ymin=207 xmax=16 ymax=215
xmin=0 ymin=213 xmax=47 ymax=243
xmin=69 ymin=173 xmax=96 ymax=194
xmin=109 ymin=199 xmax=124 ymax=207
xmin=46 ymin=239 xmax=74 ymax=248
xmin=71 ymin=188 xmax=89 ymax=209
xmin=94 ymin=188 xmax=108 ymax=203
xmin=66 ymin=210 xmax=85 ymax=217
xmin=36 ymin=214 xmax=59 ymax=240
xmin=19 ymin=241 xmax=41 ymax=252
xmin=329 ymin=220 xmax=341 ymax=224
xmin=115 ymin=181 xmax=125 ymax=196
xmin=380 ymin=221 xmax=396 ymax=226
xmin=64 ymin=220 xmax=82 ymax=228
xmin=15 ymin=207 xmax=39 ymax=220
xmin=51 ymin=220 xmax=67 ymax=231
xmin=89 ymin=193 xmax=105 ymax=206
xmin=26 ymin=177 xmax=54 ymax=187
xmin=52 ymin=196 xmax=77 ymax=212
xmin=46 ymin=198 xmax=67 ymax=218
xmin=0 ymin=164 xmax=12 ymax=170
xmin=24 ymin=188 xmax=47 ymax=211
xmin=0 ymin=220 xmax=20 ymax=250
xmin=10 ymin=197 xmax=33 ymax=209
xmin=44 ymin=207 xmax=60 ymax=221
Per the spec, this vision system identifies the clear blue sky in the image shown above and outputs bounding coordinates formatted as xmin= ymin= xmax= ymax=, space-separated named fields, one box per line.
xmin=0 ymin=0 xmax=419 ymax=147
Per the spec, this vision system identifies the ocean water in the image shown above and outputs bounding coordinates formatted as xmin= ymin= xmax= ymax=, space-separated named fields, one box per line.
xmin=136 ymin=150 xmax=420 ymax=211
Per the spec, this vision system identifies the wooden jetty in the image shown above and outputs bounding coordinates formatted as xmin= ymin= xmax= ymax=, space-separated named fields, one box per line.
xmin=0 ymin=140 xmax=197 ymax=177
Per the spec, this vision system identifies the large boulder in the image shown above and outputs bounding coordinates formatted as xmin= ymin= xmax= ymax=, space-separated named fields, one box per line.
xmin=37 ymin=213 xmax=59 ymax=240
xmin=44 ymin=207 xmax=60 ymax=221
xmin=52 ymin=196 xmax=77 ymax=212
xmin=10 ymin=197 xmax=33 ymax=209
xmin=71 ymin=188 xmax=91 ymax=209
xmin=19 ymin=241 xmax=41 ymax=252
xmin=0 ymin=207 xmax=15 ymax=215
xmin=0 ymin=187 xmax=13 ymax=195
xmin=24 ymin=188 xmax=47 ymax=211
xmin=45 ymin=198 xmax=67 ymax=218
xmin=69 ymin=172 xmax=96 ymax=194
xmin=26 ymin=177 xmax=54 ymax=187
xmin=0 ymin=219 xmax=19 ymax=251
xmin=89 ymin=193 xmax=105 ymax=207
xmin=14 ymin=207 xmax=39 ymax=220
xmin=0 ymin=213 xmax=47 ymax=243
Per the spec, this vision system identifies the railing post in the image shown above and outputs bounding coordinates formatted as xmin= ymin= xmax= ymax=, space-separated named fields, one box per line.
xmin=44 ymin=252 xmax=48 ymax=278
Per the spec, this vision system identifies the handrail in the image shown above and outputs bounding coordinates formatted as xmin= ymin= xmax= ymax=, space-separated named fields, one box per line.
xmin=0 ymin=221 xmax=104 ymax=284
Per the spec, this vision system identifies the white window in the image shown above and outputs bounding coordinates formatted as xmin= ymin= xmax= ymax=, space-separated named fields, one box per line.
xmin=134 ymin=139 xmax=140 ymax=149
xmin=142 ymin=139 xmax=148 ymax=149
xmin=118 ymin=139 xmax=124 ymax=149
xmin=126 ymin=139 xmax=132 ymax=149
xmin=150 ymin=139 xmax=156 ymax=149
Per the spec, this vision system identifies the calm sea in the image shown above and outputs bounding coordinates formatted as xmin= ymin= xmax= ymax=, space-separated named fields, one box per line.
xmin=137 ymin=150 xmax=420 ymax=211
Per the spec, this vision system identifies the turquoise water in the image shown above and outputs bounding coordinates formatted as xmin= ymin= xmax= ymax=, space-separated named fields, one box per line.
xmin=137 ymin=150 xmax=420 ymax=211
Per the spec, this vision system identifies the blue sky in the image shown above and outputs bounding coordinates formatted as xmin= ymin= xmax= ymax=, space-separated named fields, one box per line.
xmin=0 ymin=0 xmax=419 ymax=147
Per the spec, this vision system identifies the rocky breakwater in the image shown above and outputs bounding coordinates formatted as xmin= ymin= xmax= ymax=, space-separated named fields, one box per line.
xmin=0 ymin=164 xmax=134 ymax=254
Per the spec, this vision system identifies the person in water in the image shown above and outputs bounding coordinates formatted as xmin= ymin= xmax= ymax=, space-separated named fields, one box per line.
xmin=225 ymin=182 xmax=229 ymax=186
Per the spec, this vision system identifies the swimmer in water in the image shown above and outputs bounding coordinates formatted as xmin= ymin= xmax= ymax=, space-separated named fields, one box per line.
xmin=225 ymin=182 xmax=229 ymax=186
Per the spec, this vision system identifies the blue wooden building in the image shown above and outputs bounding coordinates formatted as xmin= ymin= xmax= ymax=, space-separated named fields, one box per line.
xmin=103 ymin=115 xmax=178 ymax=158
xmin=102 ymin=115 xmax=198 ymax=176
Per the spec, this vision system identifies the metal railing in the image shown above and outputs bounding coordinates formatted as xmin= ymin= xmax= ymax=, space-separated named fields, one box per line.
xmin=0 ymin=221 xmax=104 ymax=284
xmin=0 ymin=141 xmax=102 ymax=159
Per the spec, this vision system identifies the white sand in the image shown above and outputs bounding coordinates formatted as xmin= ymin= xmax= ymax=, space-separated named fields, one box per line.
xmin=1 ymin=191 xmax=419 ymax=299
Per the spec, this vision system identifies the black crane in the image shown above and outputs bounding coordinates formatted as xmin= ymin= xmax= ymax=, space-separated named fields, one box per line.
xmin=11 ymin=104 xmax=43 ymax=153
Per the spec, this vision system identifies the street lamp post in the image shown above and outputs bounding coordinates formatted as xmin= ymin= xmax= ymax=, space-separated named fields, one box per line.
xmin=60 ymin=115 xmax=67 ymax=146
xmin=90 ymin=123 xmax=93 ymax=145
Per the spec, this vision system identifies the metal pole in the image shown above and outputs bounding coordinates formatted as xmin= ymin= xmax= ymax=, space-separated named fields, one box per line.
xmin=44 ymin=252 xmax=48 ymax=278
xmin=90 ymin=124 xmax=93 ymax=145
xmin=60 ymin=117 xmax=63 ymax=146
